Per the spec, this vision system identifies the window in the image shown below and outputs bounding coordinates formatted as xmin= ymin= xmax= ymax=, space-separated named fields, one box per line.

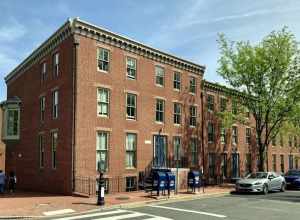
xmin=272 ymin=154 xmax=277 ymax=171
xmin=97 ymin=48 xmax=109 ymax=71
xmin=52 ymin=90 xmax=59 ymax=119
xmin=289 ymin=155 xmax=294 ymax=170
xmin=6 ymin=109 xmax=20 ymax=137
xmin=245 ymin=108 xmax=250 ymax=118
xmin=126 ymin=57 xmax=137 ymax=79
xmin=41 ymin=62 xmax=47 ymax=81
xmin=232 ymin=99 xmax=238 ymax=114
xmin=126 ymin=176 xmax=137 ymax=192
xmin=246 ymin=153 xmax=251 ymax=174
xmin=221 ymin=153 xmax=227 ymax=178
xmin=40 ymin=96 xmax=45 ymax=122
xmin=173 ymin=137 xmax=181 ymax=161
xmin=208 ymin=122 xmax=214 ymax=143
xmin=220 ymin=126 xmax=226 ymax=144
xmin=173 ymin=72 xmax=181 ymax=90
xmin=155 ymin=66 xmax=164 ymax=86
xmin=246 ymin=128 xmax=251 ymax=144
xmin=294 ymin=136 xmax=297 ymax=148
xmin=155 ymin=99 xmax=164 ymax=122
xmin=189 ymin=106 xmax=197 ymax=127
xmin=51 ymin=131 xmax=58 ymax=169
xmin=232 ymin=126 xmax=238 ymax=145
xmin=207 ymin=95 xmax=214 ymax=111
xmin=190 ymin=138 xmax=197 ymax=166
xmin=96 ymin=131 xmax=109 ymax=171
xmin=272 ymin=136 xmax=277 ymax=146
xmin=53 ymin=53 xmax=59 ymax=77
xmin=220 ymin=98 xmax=227 ymax=112
xmin=289 ymin=136 xmax=292 ymax=147
xmin=126 ymin=93 xmax=137 ymax=120
xmin=280 ymin=155 xmax=285 ymax=173
xmin=126 ymin=133 xmax=137 ymax=168
xmin=38 ymin=134 xmax=45 ymax=168
xmin=209 ymin=153 xmax=216 ymax=178
xmin=97 ymin=88 xmax=110 ymax=117
xmin=189 ymin=76 xmax=196 ymax=94
xmin=173 ymin=103 xmax=181 ymax=125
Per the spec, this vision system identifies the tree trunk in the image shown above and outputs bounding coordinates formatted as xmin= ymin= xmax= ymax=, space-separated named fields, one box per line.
xmin=258 ymin=143 xmax=265 ymax=171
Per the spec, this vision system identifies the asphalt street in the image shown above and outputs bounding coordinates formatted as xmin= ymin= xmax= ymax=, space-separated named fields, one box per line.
xmin=46 ymin=190 xmax=300 ymax=220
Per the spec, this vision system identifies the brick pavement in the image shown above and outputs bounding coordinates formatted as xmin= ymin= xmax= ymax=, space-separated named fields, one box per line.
xmin=0 ymin=185 xmax=233 ymax=218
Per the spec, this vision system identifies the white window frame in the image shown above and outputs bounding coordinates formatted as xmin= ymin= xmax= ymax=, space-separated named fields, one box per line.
xmin=51 ymin=131 xmax=58 ymax=169
xmin=208 ymin=122 xmax=214 ymax=143
xmin=97 ymin=88 xmax=110 ymax=117
xmin=232 ymin=126 xmax=238 ymax=145
xmin=126 ymin=93 xmax=137 ymax=120
xmin=173 ymin=72 xmax=181 ymax=91
xmin=173 ymin=136 xmax=181 ymax=161
xmin=173 ymin=103 xmax=181 ymax=125
xmin=189 ymin=76 xmax=196 ymax=94
xmin=96 ymin=131 xmax=109 ymax=171
xmin=52 ymin=90 xmax=59 ymax=119
xmin=246 ymin=128 xmax=251 ymax=144
xmin=190 ymin=138 xmax=197 ymax=166
xmin=39 ymin=134 xmax=45 ymax=169
xmin=40 ymin=96 xmax=45 ymax=122
xmin=126 ymin=57 xmax=137 ymax=79
xmin=53 ymin=53 xmax=59 ymax=77
xmin=189 ymin=106 xmax=197 ymax=127
xmin=3 ymin=107 xmax=20 ymax=140
xmin=97 ymin=48 xmax=110 ymax=72
xmin=125 ymin=133 xmax=137 ymax=168
xmin=41 ymin=62 xmax=47 ymax=81
xmin=207 ymin=95 xmax=214 ymax=111
xmin=155 ymin=66 xmax=164 ymax=87
xmin=155 ymin=99 xmax=165 ymax=123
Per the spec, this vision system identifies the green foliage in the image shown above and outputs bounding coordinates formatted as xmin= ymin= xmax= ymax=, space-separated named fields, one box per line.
xmin=217 ymin=27 xmax=300 ymax=171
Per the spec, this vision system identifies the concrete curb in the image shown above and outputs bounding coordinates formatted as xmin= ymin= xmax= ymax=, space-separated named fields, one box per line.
xmin=0 ymin=191 xmax=231 ymax=219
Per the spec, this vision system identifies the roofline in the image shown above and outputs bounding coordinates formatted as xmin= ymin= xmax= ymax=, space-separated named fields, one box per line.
xmin=74 ymin=18 xmax=205 ymax=72
xmin=4 ymin=17 xmax=205 ymax=84
xmin=203 ymin=80 xmax=249 ymax=98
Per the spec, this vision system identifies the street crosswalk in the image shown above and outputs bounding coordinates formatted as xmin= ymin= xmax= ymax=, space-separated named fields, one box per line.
xmin=50 ymin=209 xmax=173 ymax=220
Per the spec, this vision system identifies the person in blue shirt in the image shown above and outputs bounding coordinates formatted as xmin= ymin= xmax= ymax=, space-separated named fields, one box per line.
xmin=0 ymin=170 xmax=6 ymax=193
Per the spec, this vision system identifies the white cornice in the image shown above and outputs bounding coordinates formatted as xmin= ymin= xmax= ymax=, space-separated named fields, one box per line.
xmin=4 ymin=17 xmax=206 ymax=84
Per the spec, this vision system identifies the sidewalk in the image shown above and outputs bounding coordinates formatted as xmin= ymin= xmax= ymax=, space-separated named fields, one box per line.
xmin=0 ymin=185 xmax=233 ymax=218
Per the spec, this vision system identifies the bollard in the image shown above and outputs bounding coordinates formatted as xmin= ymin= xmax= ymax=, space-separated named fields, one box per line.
xmin=97 ymin=172 xmax=105 ymax=206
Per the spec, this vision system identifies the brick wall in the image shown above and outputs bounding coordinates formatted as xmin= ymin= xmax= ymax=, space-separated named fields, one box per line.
xmin=0 ymin=108 xmax=5 ymax=171
xmin=5 ymin=36 xmax=74 ymax=194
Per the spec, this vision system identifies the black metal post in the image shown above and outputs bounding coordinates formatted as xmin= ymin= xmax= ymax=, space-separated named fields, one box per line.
xmin=201 ymin=91 xmax=205 ymax=193
xmin=97 ymin=171 xmax=105 ymax=206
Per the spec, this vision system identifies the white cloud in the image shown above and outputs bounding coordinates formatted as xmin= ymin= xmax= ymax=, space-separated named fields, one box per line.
xmin=0 ymin=18 xmax=26 ymax=42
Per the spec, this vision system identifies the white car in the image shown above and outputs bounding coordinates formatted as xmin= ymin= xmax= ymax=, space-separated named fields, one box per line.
xmin=236 ymin=172 xmax=286 ymax=194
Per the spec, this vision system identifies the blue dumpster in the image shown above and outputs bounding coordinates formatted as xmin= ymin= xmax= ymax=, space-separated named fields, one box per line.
xmin=153 ymin=171 xmax=166 ymax=196
xmin=188 ymin=170 xmax=201 ymax=192
xmin=166 ymin=172 xmax=176 ymax=195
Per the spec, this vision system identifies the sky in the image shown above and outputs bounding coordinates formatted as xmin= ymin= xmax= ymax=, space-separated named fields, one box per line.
xmin=0 ymin=0 xmax=300 ymax=101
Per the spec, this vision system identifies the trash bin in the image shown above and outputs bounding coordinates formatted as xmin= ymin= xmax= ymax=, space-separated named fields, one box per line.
xmin=165 ymin=171 xmax=176 ymax=196
xmin=152 ymin=171 xmax=166 ymax=196
xmin=188 ymin=170 xmax=201 ymax=192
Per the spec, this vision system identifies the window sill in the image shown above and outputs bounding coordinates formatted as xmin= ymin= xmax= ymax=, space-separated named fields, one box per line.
xmin=155 ymin=84 xmax=164 ymax=88
xmin=155 ymin=121 xmax=164 ymax=125
xmin=126 ymin=118 xmax=137 ymax=121
xmin=97 ymin=69 xmax=109 ymax=74
xmin=174 ymin=124 xmax=181 ymax=127
xmin=208 ymin=141 xmax=214 ymax=144
xmin=173 ymin=89 xmax=180 ymax=92
xmin=97 ymin=115 xmax=109 ymax=119
xmin=125 ymin=167 xmax=136 ymax=170
xmin=189 ymin=125 xmax=196 ymax=128
xmin=189 ymin=92 xmax=196 ymax=95
xmin=126 ymin=75 xmax=136 ymax=80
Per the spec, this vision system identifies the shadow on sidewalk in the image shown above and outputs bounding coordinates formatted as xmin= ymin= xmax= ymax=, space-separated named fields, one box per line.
xmin=0 ymin=190 xmax=67 ymax=198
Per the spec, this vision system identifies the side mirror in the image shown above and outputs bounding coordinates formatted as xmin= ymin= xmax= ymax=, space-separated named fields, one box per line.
xmin=268 ymin=176 xmax=274 ymax=180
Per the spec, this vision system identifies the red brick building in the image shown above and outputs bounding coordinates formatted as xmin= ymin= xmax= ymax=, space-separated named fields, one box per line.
xmin=1 ymin=18 xmax=299 ymax=195
xmin=0 ymin=108 xmax=5 ymax=171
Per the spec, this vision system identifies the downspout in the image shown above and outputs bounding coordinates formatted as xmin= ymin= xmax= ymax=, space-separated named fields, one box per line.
xmin=71 ymin=29 xmax=79 ymax=193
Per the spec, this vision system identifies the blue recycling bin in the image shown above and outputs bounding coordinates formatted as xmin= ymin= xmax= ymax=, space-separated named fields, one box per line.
xmin=152 ymin=171 xmax=166 ymax=196
xmin=188 ymin=170 xmax=201 ymax=192
xmin=165 ymin=172 xmax=176 ymax=195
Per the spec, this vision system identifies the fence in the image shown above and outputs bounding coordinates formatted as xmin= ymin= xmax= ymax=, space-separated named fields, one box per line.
xmin=74 ymin=176 xmax=139 ymax=196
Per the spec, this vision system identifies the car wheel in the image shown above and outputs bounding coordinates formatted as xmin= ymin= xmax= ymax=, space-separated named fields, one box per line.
xmin=280 ymin=183 xmax=286 ymax=192
xmin=263 ymin=185 xmax=268 ymax=195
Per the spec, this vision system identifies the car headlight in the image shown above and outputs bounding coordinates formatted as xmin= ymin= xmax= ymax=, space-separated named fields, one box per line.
xmin=254 ymin=182 xmax=263 ymax=185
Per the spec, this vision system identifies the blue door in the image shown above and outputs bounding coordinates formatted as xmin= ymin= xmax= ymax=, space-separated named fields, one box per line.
xmin=153 ymin=135 xmax=167 ymax=168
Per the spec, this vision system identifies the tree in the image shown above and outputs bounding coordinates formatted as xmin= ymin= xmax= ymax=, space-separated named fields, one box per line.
xmin=217 ymin=28 xmax=300 ymax=171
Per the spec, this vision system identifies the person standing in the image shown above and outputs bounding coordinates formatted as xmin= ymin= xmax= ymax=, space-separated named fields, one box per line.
xmin=0 ymin=170 xmax=5 ymax=194
xmin=8 ymin=171 xmax=17 ymax=193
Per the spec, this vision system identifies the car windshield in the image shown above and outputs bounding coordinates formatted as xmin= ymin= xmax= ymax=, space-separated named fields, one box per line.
xmin=285 ymin=170 xmax=300 ymax=176
xmin=247 ymin=172 xmax=268 ymax=179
